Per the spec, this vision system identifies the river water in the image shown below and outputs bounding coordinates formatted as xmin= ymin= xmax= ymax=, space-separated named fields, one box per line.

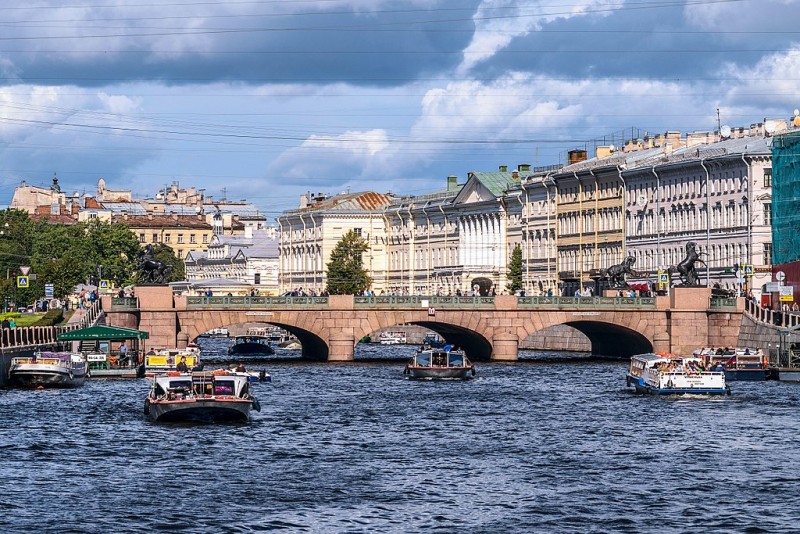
xmin=1 ymin=339 xmax=799 ymax=533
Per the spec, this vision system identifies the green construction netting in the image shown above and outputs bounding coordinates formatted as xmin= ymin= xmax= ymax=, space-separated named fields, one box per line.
xmin=772 ymin=131 xmax=800 ymax=264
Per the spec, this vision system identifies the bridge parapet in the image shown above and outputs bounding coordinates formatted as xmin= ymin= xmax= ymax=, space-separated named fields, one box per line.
xmin=517 ymin=296 xmax=656 ymax=309
xmin=354 ymin=295 xmax=494 ymax=307
xmin=185 ymin=295 xmax=329 ymax=308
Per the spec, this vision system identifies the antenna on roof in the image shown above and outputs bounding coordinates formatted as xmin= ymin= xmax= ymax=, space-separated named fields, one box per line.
xmin=716 ymin=108 xmax=721 ymax=132
xmin=720 ymin=125 xmax=732 ymax=139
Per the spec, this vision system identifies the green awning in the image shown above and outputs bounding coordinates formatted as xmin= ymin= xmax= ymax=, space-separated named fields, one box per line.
xmin=58 ymin=325 xmax=150 ymax=341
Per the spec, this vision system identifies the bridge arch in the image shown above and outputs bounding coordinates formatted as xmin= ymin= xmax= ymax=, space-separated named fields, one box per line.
xmin=562 ymin=320 xmax=653 ymax=358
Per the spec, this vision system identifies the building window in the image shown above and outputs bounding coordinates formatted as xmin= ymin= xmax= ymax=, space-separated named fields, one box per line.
xmin=353 ymin=228 xmax=362 ymax=236
xmin=764 ymin=203 xmax=772 ymax=225
xmin=139 ymin=233 xmax=145 ymax=243
xmin=764 ymin=242 xmax=772 ymax=265
xmin=152 ymin=233 xmax=158 ymax=243
xmin=190 ymin=234 xmax=196 ymax=244
xmin=764 ymin=168 xmax=772 ymax=187
xmin=254 ymin=273 xmax=261 ymax=285
xmin=178 ymin=234 xmax=184 ymax=244
xmin=202 ymin=234 xmax=209 ymax=244
xmin=164 ymin=234 xmax=171 ymax=243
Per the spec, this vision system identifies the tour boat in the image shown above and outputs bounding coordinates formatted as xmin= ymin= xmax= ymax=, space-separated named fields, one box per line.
xmin=144 ymin=370 xmax=261 ymax=423
xmin=9 ymin=352 xmax=89 ymax=388
xmin=227 ymin=335 xmax=275 ymax=356
xmin=145 ymin=344 xmax=201 ymax=377
xmin=626 ymin=353 xmax=730 ymax=395
xmin=404 ymin=346 xmax=475 ymax=380
xmin=379 ymin=330 xmax=407 ymax=345
xmin=85 ymin=351 xmax=145 ymax=379
xmin=199 ymin=327 xmax=229 ymax=338
xmin=694 ymin=347 xmax=768 ymax=381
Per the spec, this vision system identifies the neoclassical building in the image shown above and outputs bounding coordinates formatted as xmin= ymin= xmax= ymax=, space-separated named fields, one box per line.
xmin=273 ymin=120 xmax=784 ymax=297
xmin=276 ymin=191 xmax=394 ymax=293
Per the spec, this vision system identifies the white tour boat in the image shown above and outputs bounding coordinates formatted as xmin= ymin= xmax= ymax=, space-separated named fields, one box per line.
xmin=9 ymin=351 xmax=89 ymax=388
xmin=379 ymin=330 xmax=407 ymax=345
xmin=144 ymin=370 xmax=261 ymax=423
xmin=404 ymin=346 xmax=475 ymax=380
xmin=626 ymin=353 xmax=730 ymax=395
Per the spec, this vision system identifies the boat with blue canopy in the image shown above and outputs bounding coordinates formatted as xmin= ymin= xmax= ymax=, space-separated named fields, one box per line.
xmin=404 ymin=345 xmax=475 ymax=380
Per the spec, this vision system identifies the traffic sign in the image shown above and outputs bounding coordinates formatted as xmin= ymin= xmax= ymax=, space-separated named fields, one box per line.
xmin=743 ymin=264 xmax=754 ymax=276
xmin=45 ymin=283 xmax=54 ymax=298
xmin=659 ymin=273 xmax=669 ymax=284
xmin=16 ymin=276 xmax=28 ymax=288
xmin=777 ymin=271 xmax=786 ymax=281
xmin=99 ymin=279 xmax=110 ymax=291
xmin=19 ymin=266 xmax=30 ymax=276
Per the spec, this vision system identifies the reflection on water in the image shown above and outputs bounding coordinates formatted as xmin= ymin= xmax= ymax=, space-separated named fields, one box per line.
xmin=1 ymin=341 xmax=798 ymax=532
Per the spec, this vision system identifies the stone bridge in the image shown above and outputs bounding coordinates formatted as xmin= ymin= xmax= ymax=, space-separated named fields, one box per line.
xmin=103 ymin=286 xmax=744 ymax=362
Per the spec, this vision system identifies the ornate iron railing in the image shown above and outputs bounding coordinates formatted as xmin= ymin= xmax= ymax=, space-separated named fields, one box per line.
xmin=709 ymin=297 xmax=738 ymax=310
xmin=353 ymin=295 xmax=495 ymax=307
xmin=186 ymin=296 xmax=329 ymax=308
xmin=517 ymin=296 xmax=657 ymax=308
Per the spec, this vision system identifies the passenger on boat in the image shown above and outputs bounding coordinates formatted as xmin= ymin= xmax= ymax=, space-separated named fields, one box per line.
xmin=147 ymin=348 xmax=156 ymax=356
xmin=235 ymin=362 xmax=246 ymax=372
xmin=119 ymin=342 xmax=130 ymax=366
xmin=176 ymin=356 xmax=189 ymax=373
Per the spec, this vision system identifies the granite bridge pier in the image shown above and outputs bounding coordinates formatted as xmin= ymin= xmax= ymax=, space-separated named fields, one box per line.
xmin=102 ymin=286 xmax=746 ymax=362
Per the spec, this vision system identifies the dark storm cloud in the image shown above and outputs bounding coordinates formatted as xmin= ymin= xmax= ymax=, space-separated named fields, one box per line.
xmin=466 ymin=1 xmax=800 ymax=81
xmin=0 ymin=1 xmax=480 ymax=88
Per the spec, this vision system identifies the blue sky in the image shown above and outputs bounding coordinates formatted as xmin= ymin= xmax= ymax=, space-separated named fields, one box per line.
xmin=0 ymin=0 xmax=797 ymax=221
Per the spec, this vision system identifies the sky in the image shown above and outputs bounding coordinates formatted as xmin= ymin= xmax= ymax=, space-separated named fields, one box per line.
xmin=0 ymin=0 xmax=798 ymax=221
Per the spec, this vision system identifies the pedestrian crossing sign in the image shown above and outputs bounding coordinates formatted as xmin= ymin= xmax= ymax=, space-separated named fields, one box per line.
xmin=658 ymin=273 xmax=669 ymax=284
xmin=16 ymin=276 xmax=28 ymax=288
xmin=99 ymin=279 xmax=110 ymax=290
xmin=743 ymin=264 xmax=754 ymax=276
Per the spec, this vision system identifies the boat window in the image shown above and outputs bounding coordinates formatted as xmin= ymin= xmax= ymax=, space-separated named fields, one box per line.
xmin=169 ymin=380 xmax=192 ymax=390
xmin=214 ymin=380 xmax=235 ymax=395
xmin=432 ymin=352 xmax=447 ymax=366
xmin=448 ymin=353 xmax=464 ymax=367
xmin=416 ymin=353 xmax=431 ymax=366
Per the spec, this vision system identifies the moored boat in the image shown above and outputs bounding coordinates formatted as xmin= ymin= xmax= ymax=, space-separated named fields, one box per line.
xmin=144 ymin=370 xmax=260 ymax=423
xmin=404 ymin=346 xmax=475 ymax=380
xmin=9 ymin=352 xmax=89 ymax=388
xmin=626 ymin=353 xmax=730 ymax=395
xmin=694 ymin=347 xmax=767 ymax=381
xmin=228 ymin=335 xmax=275 ymax=356
xmin=145 ymin=344 xmax=201 ymax=377
xmin=379 ymin=330 xmax=407 ymax=345
xmin=199 ymin=327 xmax=229 ymax=338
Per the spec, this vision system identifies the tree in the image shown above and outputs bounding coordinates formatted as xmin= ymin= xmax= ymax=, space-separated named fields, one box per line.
xmin=325 ymin=230 xmax=371 ymax=295
xmin=85 ymin=220 xmax=142 ymax=286
xmin=506 ymin=244 xmax=523 ymax=294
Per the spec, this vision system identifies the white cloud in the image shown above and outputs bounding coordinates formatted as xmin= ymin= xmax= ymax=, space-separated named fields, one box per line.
xmin=458 ymin=0 xmax=624 ymax=74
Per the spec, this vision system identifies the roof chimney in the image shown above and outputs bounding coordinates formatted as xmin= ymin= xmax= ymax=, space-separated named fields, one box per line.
xmin=518 ymin=164 xmax=531 ymax=172
xmin=499 ymin=165 xmax=508 ymax=172
xmin=447 ymin=175 xmax=458 ymax=191
xmin=568 ymin=150 xmax=588 ymax=164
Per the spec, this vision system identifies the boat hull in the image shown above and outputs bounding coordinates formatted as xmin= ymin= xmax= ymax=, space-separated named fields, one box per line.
xmin=9 ymin=364 xmax=87 ymax=388
xmin=626 ymin=374 xmax=730 ymax=395
xmin=724 ymin=369 xmax=766 ymax=381
xmin=228 ymin=343 xmax=275 ymax=355
xmin=406 ymin=366 xmax=474 ymax=380
xmin=146 ymin=398 xmax=253 ymax=423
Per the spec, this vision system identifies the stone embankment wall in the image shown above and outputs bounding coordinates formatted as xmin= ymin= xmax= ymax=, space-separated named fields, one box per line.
xmin=737 ymin=314 xmax=800 ymax=352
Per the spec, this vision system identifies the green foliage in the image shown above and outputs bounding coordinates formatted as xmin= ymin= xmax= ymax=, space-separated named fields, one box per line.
xmin=34 ymin=308 xmax=64 ymax=326
xmin=0 ymin=210 xmax=165 ymax=307
xmin=325 ymin=230 xmax=372 ymax=295
xmin=506 ymin=244 xmax=523 ymax=293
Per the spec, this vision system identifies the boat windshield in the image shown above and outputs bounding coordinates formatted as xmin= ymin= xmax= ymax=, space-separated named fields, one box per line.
xmin=214 ymin=380 xmax=235 ymax=395
xmin=448 ymin=353 xmax=465 ymax=367
xmin=415 ymin=353 xmax=431 ymax=366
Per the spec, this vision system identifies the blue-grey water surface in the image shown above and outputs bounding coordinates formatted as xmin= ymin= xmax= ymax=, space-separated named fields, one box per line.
xmin=1 ymin=339 xmax=799 ymax=533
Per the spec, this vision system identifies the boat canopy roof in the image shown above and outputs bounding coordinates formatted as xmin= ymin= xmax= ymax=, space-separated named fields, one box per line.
xmin=58 ymin=325 xmax=150 ymax=341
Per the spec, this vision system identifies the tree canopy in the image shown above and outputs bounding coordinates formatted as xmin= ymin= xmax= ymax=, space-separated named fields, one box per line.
xmin=325 ymin=230 xmax=371 ymax=295
xmin=506 ymin=244 xmax=523 ymax=293
xmin=0 ymin=209 xmax=178 ymax=308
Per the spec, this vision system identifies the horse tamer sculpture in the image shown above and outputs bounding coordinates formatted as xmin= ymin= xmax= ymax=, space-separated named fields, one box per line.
xmin=136 ymin=244 xmax=173 ymax=284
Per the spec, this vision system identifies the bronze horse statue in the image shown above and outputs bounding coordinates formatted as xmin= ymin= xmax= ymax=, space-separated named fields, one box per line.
xmin=669 ymin=241 xmax=706 ymax=286
xmin=136 ymin=244 xmax=172 ymax=284
xmin=601 ymin=256 xmax=637 ymax=288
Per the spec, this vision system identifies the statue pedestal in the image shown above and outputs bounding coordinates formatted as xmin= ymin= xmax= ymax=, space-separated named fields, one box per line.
xmin=135 ymin=285 xmax=174 ymax=309
xmin=670 ymin=287 xmax=711 ymax=309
